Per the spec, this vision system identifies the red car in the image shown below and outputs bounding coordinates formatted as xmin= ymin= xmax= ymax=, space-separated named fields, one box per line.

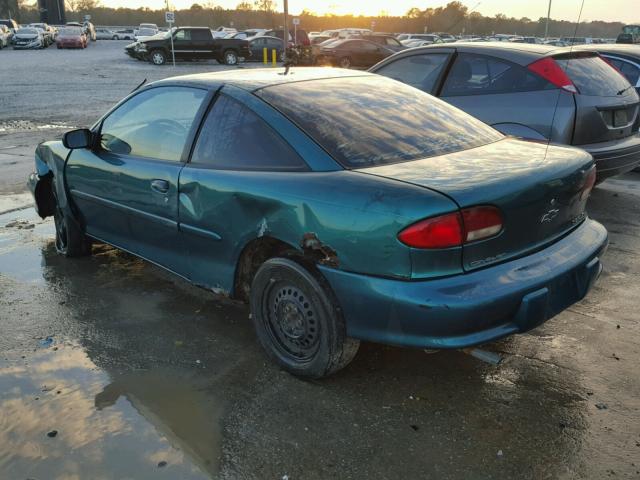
xmin=56 ymin=27 xmax=87 ymax=49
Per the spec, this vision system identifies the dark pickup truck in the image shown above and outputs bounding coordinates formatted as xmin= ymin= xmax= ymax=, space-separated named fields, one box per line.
xmin=126 ymin=26 xmax=251 ymax=65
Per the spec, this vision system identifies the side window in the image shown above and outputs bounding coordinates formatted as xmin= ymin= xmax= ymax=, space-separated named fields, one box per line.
xmin=191 ymin=29 xmax=210 ymax=41
xmin=174 ymin=29 xmax=191 ymax=41
xmin=360 ymin=42 xmax=378 ymax=51
xmin=191 ymin=94 xmax=308 ymax=171
xmin=607 ymin=58 xmax=640 ymax=86
xmin=100 ymin=87 xmax=206 ymax=162
xmin=375 ymin=54 xmax=450 ymax=94
xmin=386 ymin=38 xmax=400 ymax=46
xmin=442 ymin=53 xmax=551 ymax=96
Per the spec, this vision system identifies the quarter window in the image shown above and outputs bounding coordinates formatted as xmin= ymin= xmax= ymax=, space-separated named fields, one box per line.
xmin=606 ymin=57 xmax=640 ymax=86
xmin=191 ymin=94 xmax=307 ymax=171
xmin=442 ymin=53 xmax=551 ymax=96
xmin=375 ymin=53 xmax=450 ymax=94
xmin=100 ymin=86 xmax=206 ymax=162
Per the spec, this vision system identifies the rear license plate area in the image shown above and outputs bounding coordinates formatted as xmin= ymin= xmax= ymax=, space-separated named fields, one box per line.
xmin=614 ymin=109 xmax=628 ymax=127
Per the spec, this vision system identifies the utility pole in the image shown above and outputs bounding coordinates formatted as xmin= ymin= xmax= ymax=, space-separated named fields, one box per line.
xmin=544 ymin=0 xmax=552 ymax=39
xmin=283 ymin=0 xmax=289 ymax=46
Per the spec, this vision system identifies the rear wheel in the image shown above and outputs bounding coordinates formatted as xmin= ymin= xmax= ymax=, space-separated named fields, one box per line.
xmin=53 ymin=204 xmax=92 ymax=257
xmin=250 ymin=257 xmax=360 ymax=378
xmin=150 ymin=49 xmax=166 ymax=65
xmin=223 ymin=49 xmax=238 ymax=65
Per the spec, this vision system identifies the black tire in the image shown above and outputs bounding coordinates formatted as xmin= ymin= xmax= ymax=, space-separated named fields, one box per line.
xmin=53 ymin=203 xmax=92 ymax=257
xmin=338 ymin=56 xmax=352 ymax=68
xmin=150 ymin=49 xmax=167 ymax=65
xmin=250 ymin=257 xmax=360 ymax=378
xmin=112 ymin=35 xmax=117 ymax=40
xmin=223 ymin=49 xmax=238 ymax=65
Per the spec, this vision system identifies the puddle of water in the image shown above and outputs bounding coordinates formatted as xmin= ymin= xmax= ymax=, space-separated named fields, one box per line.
xmin=0 ymin=345 xmax=217 ymax=479
xmin=0 ymin=209 xmax=54 ymax=284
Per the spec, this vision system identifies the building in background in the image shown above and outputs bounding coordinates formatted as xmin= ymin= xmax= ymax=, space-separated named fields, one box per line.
xmin=38 ymin=0 xmax=65 ymax=25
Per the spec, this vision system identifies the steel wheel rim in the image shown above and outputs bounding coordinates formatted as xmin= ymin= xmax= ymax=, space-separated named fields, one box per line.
xmin=263 ymin=283 xmax=320 ymax=361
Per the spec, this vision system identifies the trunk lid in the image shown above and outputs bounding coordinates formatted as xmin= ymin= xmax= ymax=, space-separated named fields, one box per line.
xmin=553 ymin=52 xmax=640 ymax=145
xmin=364 ymin=138 xmax=595 ymax=272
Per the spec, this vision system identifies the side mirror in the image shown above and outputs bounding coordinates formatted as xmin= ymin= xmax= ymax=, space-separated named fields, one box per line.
xmin=62 ymin=128 xmax=93 ymax=149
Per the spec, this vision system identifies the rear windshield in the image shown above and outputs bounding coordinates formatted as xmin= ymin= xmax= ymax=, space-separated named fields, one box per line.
xmin=555 ymin=55 xmax=631 ymax=96
xmin=257 ymin=76 xmax=502 ymax=168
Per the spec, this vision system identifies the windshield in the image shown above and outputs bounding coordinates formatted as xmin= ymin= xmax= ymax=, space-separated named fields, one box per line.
xmin=257 ymin=76 xmax=502 ymax=168
xmin=138 ymin=28 xmax=156 ymax=36
xmin=17 ymin=28 xmax=37 ymax=35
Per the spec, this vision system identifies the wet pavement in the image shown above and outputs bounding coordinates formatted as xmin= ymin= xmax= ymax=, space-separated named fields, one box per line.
xmin=2 ymin=39 xmax=640 ymax=479
xmin=1 ymin=175 xmax=640 ymax=479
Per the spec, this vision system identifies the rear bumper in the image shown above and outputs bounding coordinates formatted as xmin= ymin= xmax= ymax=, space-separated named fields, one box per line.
xmin=320 ymin=218 xmax=608 ymax=349
xmin=580 ymin=133 xmax=640 ymax=181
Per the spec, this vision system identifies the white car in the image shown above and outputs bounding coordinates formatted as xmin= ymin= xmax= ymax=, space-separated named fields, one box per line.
xmin=134 ymin=28 xmax=159 ymax=42
xmin=212 ymin=26 xmax=237 ymax=38
xmin=400 ymin=34 xmax=442 ymax=46
xmin=0 ymin=25 xmax=10 ymax=48
xmin=96 ymin=28 xmax=118 ymax=40
xmin=12 ymin=27 xmax=45 ymax=49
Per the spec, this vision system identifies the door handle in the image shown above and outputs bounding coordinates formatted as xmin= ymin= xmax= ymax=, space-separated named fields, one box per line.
xmin=151 ymin=179 xmax=170 ymax=194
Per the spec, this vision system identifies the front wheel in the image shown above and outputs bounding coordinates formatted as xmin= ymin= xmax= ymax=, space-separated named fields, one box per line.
xmin=250 ymin=257 xmax=360 ymax=378
xmin=223 ymin=49 xmax=238 ymax=65
xmin=338 ymin=56 xmax=352 ymax=68
xmin=53 ymin=204 xmax=92 ymax=257
xmin=150 ymin=49 xmax=166 ymax=65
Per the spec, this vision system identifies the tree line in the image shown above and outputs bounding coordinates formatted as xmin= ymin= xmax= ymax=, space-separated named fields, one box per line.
xmin=7 ymin=0 xmax=626 ymax=38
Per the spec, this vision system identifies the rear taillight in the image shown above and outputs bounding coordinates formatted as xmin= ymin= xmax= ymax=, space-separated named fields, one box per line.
xmin=397 ymin=212 xmax=463 ymax=249
xmin=461 ymin=206 xmax=503 ymax=242
xmin=398 ymin=206 xmax=503 ymax=249
xmin=528 ymin=57 xmax=577 ymax=94
xmin=581 ymin=167 xmax=597 ymax=201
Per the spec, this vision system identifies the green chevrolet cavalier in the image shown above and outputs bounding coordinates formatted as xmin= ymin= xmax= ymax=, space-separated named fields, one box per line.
xmin=29 ymin=68 xmax=608 ymax=377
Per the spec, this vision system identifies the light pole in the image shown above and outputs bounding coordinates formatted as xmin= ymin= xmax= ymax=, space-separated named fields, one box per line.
xmin=544 ymin=0 xmax=552 ymax=39
xmin=283 ymin=0 xmax=289 ymax=48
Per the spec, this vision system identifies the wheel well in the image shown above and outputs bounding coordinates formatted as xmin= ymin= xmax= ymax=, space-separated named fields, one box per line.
xmin=233 ymin=236 xmax=299 ymax=302
xmin=35 ymin=174 xmax=56 ymax=218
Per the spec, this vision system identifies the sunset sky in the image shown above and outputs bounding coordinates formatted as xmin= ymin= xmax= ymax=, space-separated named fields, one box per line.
xmin=99 ymin=0 xmax=639 ymax=23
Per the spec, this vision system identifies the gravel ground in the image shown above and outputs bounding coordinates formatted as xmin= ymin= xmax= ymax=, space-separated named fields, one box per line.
xmin=1 ymin=39 xmax=640 ymax=480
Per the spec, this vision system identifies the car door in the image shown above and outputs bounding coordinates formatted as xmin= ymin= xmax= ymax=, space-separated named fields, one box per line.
xmin=439 ymin=52 xmax=571 ymax=141
xmin=190 ymin=28 xmax=212 ymax=59
xmin=65 ymin=86 xmax=210 ymax=275
xmin=372 ymin=49 xmax=455 ymax=94
xmin=178 ymin=90 xmax=310 ymax=293
xmin=250 ymin=37 xmax=267 ymax=59
xmin=172 ymin=28 xmax=193 ymax=59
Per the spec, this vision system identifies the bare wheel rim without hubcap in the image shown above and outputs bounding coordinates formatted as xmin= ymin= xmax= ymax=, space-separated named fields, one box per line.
xmin=263 ymin=283 xmax=320 ymax=361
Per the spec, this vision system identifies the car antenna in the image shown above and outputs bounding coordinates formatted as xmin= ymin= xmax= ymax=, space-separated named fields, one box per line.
xmin=131 ymin=78 xmax=147 ymax=93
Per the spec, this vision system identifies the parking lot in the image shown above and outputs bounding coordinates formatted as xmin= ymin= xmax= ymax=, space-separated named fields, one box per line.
xmin=1 ymin=39 xmax=640 ymax=479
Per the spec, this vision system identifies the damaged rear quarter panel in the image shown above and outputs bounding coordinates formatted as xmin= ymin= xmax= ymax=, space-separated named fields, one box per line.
xmin=178 ymin=167 xmax=458 ymax=293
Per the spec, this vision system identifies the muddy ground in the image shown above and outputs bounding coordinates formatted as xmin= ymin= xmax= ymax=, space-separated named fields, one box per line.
xmin=1 ymin=41 xmax=640 ymax=479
